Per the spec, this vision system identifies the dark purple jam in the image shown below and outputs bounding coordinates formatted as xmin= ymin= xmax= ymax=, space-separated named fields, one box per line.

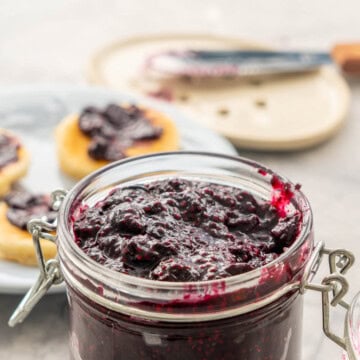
xmin=0 ymin=133 xmax=19 ymax=170
xmin=5 ymin=191 xmax=57 ymax=230
xmin=78 ymin=104 xmax=163 ymax=161
xmin=72 ymin=178 xmax=301 ymax=282
xmin=69 ymin=285 xmax=302 ymax=360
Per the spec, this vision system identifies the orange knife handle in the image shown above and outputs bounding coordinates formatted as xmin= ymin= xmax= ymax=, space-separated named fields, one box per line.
xmin=332 ymin=43 xmax=360 ymax=75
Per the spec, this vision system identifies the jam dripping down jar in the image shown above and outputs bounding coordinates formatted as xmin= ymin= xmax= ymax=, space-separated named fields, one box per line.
xmin=9 ymin=152 xmax=358 ymax=360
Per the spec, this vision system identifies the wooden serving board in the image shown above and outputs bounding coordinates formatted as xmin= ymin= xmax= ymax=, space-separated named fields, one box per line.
xmin=88 ymin=34 xmax=350 ymax=151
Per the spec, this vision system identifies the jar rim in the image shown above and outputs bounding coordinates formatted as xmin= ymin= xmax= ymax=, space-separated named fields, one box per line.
xmin=58 ymin=151 xmax=313 ymax=291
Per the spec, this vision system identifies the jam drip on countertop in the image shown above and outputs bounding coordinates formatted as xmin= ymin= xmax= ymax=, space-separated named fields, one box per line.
xmin=78 ymin=104 xmax=163 ymax=161
xmin=0 ymin=133 xmax=19 ymax=170
xmin=72 ymin=178 xmax=301 ymax=282
xmin=5 ymin=192 xmax=57 ymax=230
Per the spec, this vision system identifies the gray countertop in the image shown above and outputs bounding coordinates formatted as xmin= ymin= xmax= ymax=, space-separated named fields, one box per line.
xmin=1 ymin=294 xmax=69 ymax=360
xmin=1 ymin=1 xmax=360 ymax=359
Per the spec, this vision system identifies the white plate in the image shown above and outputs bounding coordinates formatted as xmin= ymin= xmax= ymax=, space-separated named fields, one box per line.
xmin=0 ymin=84 xmax=237 ymax=294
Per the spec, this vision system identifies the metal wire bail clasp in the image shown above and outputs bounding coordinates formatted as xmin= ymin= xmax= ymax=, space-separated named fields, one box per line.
xmin=8 ymin=189 xmax=67 ymax=327
xmin=300 ymin=241 xmax=356 ymax=359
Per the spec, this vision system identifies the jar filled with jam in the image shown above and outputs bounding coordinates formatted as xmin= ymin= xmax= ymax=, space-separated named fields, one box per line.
xmin=9 ymin=152 xmax=358 ymax=360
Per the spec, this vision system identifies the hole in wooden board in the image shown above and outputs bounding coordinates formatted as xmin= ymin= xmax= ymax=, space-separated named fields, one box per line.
xmin=180 ymin=75 xmax=193 ymax=83
xmin=255 ymin=99 xmax=267 ymax=108
xmin=217 ymin=107 xmax=230 ymax=116
xmin=249 ymin=79 xmax=263 ymax=86
xmin=224 ymin=75 xmax=236 ymax=81
xmin=178 ymin=94 xmax=189 ymax=102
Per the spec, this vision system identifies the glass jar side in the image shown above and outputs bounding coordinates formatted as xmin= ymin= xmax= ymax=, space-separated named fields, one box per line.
xmin=344 ymin=292 xmax=360 ymax=359
xmin=68 ymin=281 xmax=304 ymax=360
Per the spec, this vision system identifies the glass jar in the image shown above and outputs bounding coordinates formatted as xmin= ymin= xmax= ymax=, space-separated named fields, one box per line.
xmin=8 ymin=152 xmax=356 ymax=360
xmin=342 ymin=292 xmax=360 ymax=359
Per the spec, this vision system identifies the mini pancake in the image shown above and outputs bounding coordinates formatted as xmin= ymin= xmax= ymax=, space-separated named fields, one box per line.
xmin=0 ymin=129 xmax=30 ymax=196
xmin=55 ymin=106 xmax=180 ymax=180
xmin=0 ymin=202 xmax=56 ymax=266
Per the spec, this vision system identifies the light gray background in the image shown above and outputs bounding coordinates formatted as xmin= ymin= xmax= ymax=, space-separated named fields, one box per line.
xmin=1 ymin=1 xmax=360 ymax=359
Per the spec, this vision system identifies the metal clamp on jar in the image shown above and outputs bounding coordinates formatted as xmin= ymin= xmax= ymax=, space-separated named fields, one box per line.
xmin=7 ymin=152 xmax=360 ymax=360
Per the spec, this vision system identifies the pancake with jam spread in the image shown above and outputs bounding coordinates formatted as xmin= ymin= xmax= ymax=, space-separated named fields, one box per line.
xmin=0 ymin=129 xmax=30 ymax=196
xmin=55 ymin=103 xmax=180 ymax=180
xmin=0 ymin=191 xmax=57 ymax=266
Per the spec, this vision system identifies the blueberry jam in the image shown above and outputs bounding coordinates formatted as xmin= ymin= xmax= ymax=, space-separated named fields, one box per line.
xmin=5 ymin=191 xmax=57 ymax=230
xmin=0 ymin=133 xmax=19 ymax=170
xmin=78 ymin=104 xmax=163 ymax=161
xmin=72 ymin=178 xmax=301 ymax=282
